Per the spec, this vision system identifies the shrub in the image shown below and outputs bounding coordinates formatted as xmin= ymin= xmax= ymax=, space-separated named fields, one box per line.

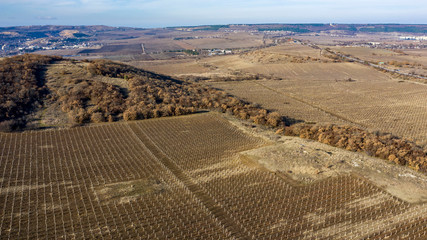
xmin=0 ymin=54 xmax=61 ymax=130
xmin=283 ymin=123 xmax=427 ymax=172
xmin=90 ymin=112 xmax=106 ymax=123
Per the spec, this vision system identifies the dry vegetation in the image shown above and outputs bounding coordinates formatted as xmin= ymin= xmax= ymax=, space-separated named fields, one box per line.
xmin=83 ymin=59 xmax=287 ymax=126
xmin=284 ymin=124 xmax=427 ymax=172
xmin=0 ymin=54 xmax=61 ymax=131
xmin=0 ymin=54 xmax=287 ymax=129
xmin=57 ymin=78 xmax=126 ymax=123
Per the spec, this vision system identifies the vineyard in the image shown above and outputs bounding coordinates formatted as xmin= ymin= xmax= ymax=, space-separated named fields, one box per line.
xmin=135 ymin=44 xmax=427 ymax=148
xmin=206 ymin=59 xmax=427 ymax=147
xmin=134 ymin=43 xmax=427 ymax=149
xmin=210 ymin=81 xmax=348 ymax=125
xmin=0 ymin=113 xmax=426 ymax=239
xmin=329 ymin=46 xmax=427 ymax=77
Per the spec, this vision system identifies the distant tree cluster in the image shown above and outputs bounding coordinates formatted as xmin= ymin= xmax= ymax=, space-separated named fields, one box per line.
xmin=322 ymin=53 xmax=344 ymax=62
xmin=0 ymin=54 xmax=61 ymax=131
xmin=387 ymin=60 xmax=420 ymax=68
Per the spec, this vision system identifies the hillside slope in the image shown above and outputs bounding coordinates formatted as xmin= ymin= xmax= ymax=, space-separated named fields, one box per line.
xmin=0 ymin=54 xmax=284 ymax=131
xmin=0 ymin=55 xmax=62 ymax=130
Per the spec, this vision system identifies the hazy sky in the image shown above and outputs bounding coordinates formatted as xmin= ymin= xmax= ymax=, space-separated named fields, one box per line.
xmin=0 ymin=0 xmax=426 ymax=28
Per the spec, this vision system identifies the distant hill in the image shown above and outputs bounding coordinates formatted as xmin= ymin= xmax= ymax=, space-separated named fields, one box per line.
xmin=250 ymin=24 xmax=427 ymax=34
xmin=166 ymin=23 xmax=427 ymax=34
xmin=2 ymin=24 xmax=426 ymax=36
xmin=0 ymin=25 xmax=129 ymax=38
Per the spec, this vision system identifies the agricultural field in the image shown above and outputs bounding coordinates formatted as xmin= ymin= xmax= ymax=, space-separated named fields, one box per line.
xmin=296 ymin=32 xmax=405 ymax=46
xmin=209 ymin=74 xmax=427 ymax=146
xmin=208 ymin=81 xmax=347 ymax=125
xmin=329 ymin=46 xmax=427 ymax=76
xmin=133 ymin=42 xmax=427 ymax=147
xmin=176 ymin=32 xmax=266 ymax=49
xmin=241 ymin=43 xmax=331 ymax=63
xmin=228 ymin=80 xmax=427 ymax=147
xmin=132 ymin=42 xmax=393 ymax=80
xmin=0 ymin=113 xmax=426 ymax=239
xmin=31 ymin=29 xmax=267 ymax=61
xmin=0 ymin=114 xmax=257 ymax=239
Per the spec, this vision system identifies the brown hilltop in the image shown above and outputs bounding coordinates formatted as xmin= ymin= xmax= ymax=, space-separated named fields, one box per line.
xmin=0 ymin=54 xmax=283 ymax=130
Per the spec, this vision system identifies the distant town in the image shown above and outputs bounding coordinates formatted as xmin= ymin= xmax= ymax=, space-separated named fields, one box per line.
xmin=1 ymin=24 xmax=427 ymax=57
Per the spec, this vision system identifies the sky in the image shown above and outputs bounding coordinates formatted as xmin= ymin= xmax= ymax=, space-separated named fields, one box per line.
xmin=0 ymin=0 xmax=426 ymax=28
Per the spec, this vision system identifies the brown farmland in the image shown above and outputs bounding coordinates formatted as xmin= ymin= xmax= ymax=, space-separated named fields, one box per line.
xmin=133 ymin=43 xmax=427 ymax=148
xmin=329 ymin=46 xmax=427 ymax=77
xmin=1 ymin=113 xmax=426 ymax=239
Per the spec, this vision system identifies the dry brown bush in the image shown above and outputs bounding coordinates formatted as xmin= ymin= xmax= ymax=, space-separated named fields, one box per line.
xmin=81 ymin=60 xmax=287 ymax=126
xmin=56 ymin=79 xmax=126 ymax=124
xmin=90 ymin=112 xmax=106 ymax=123
xmin=284 ymin=123 xmax=427 ymax=172
xmin=0 ymin=54 xmax=62 ymax=130
xmin=266 ymin=112 xmax=281 ymax=127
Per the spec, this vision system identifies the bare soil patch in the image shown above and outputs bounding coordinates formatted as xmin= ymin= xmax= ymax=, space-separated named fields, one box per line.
xmin=93 ymin=179 xmax=168 ymax=204
xmin=224 ymin=114 xmax=427 ymax=203
xmin=241 ymin=137 xmax=427 ymax=203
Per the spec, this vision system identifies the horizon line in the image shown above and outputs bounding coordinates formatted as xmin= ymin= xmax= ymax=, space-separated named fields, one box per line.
xmin=1 ymin=22 xmax=427 ymax=29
